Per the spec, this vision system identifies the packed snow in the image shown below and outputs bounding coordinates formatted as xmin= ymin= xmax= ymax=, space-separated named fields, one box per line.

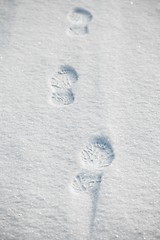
xmin=0 ymin=0 xmax=160 ymax=239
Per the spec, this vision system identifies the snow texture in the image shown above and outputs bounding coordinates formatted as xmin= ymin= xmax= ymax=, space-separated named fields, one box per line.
xmin=0 ymin=0 xmax=160 ymax=239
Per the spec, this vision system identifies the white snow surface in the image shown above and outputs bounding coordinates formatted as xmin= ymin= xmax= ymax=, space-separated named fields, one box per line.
xmin=0 ymin=0 xmax=160 ymax=239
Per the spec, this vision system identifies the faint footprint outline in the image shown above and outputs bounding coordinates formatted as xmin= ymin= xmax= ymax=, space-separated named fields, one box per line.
xmin=71 ymin=170 xmax=102 ymax=194
xmin=67 ymin=7 xmax=93 ymax=36
xmin=70 ymin=170 xmax=102 ymax=238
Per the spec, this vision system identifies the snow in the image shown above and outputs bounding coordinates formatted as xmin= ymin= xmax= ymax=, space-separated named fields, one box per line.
xmin=0 ymin=0 xmax=160 ymax=239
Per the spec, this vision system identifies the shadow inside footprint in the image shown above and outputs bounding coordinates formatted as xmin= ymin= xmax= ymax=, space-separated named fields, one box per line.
xmin=92 ymin=135 xmax=113 ymax=151
xmin=51 ymin=65 xmax=78 ymax=89
xmin=67 ymin=7 xmax=92 ymax=35
xmin=60 ymin=65 xmax=78 ymax=84
xmin=81 ymin=134 xmax=115 ymax=170
xmin=68 ymin=7 xmax=92 ymax=26
xmin=51 ymin=88 xmax=75 ymax=106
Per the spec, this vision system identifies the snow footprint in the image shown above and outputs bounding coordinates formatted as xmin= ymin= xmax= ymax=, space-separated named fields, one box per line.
xmin=67 ymin=7 xmax=93 ymax=36
xmin=50 ymin=65 xmax=78 ymax=89
xmin=51 ymin=88 xmax=75 ymax=105
xmin=71 ymin=171 xmax=102 ymax=194
xmin=70 ymin=133 xmax=114 ymax=236
xmin=69 ymin=170 xmax=101 ymax=238
xmin=80 ymin=134 xmax=115 ymax=170
xmin=49 ymin=65 xmax=78 ymax=106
